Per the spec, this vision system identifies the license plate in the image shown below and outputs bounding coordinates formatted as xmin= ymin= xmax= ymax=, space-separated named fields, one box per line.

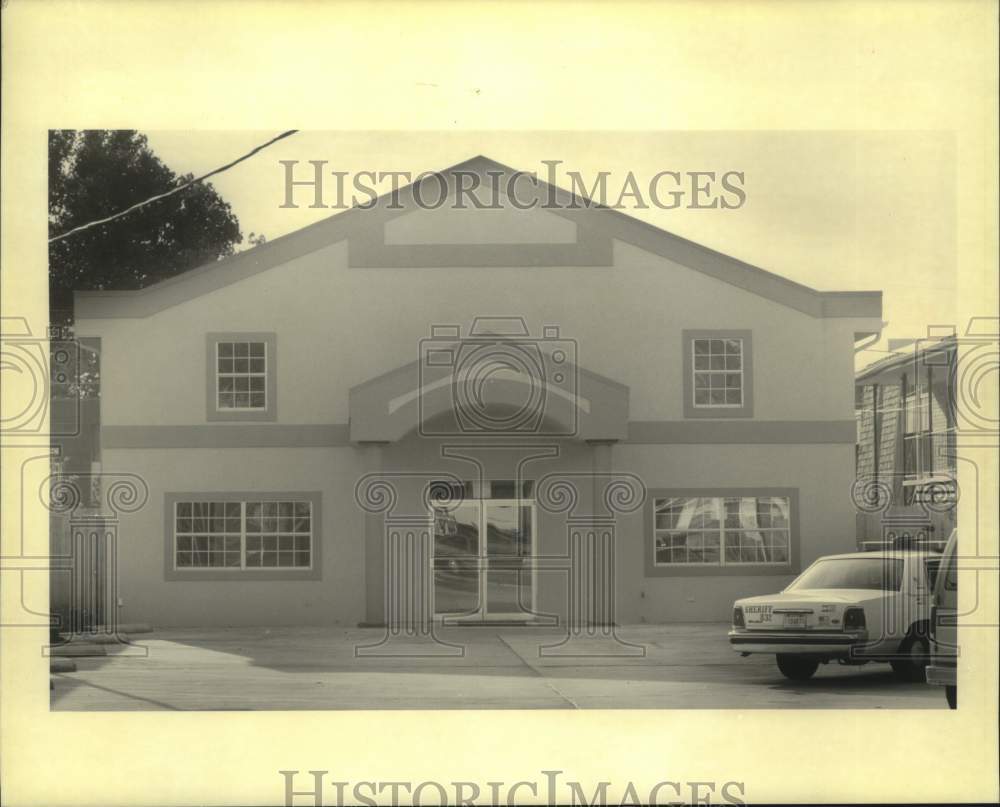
xmin=743 ymin=605 xmax=773 ymax=625
xmin=784 ymin=613 xmax=807 ymax=628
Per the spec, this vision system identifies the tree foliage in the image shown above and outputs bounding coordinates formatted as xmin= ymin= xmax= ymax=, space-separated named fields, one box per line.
xmin=49 ymin=130 xmax=244 ymax=318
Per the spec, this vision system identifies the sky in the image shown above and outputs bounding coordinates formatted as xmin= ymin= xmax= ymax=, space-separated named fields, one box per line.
xmin=144 ymin=129 xmax=958 ymax=368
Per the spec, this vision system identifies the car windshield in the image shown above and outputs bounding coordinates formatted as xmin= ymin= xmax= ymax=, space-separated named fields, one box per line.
xmin=786 ymin=557 xmax=905 ymax=592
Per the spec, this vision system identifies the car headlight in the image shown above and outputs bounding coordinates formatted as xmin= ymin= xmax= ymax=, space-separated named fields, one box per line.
xmin=732 ymin=606 xmax=745 ymax=628
xmin=843 ymin=607 xmax=866 ymax=631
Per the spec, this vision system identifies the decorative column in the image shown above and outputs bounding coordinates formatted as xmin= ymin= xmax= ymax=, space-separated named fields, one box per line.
xmin=353 ymin=471 xmax=464 ymax=657
xmin=44 ymin=473 xmax=148 ymax=655
xmin=358 ymin=442 xmax=388 ymax=627
xmin=535 ymin=461 xmax=647 ymax=657
xmin=68 ymin=512 xmax=115 ymax=635
xmin=582 ymin=440 xmax=615 ymax=636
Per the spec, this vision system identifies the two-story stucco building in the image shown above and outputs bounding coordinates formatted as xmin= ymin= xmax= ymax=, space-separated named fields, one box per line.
xmin=72 ymin=156 xmax=883 ymax=628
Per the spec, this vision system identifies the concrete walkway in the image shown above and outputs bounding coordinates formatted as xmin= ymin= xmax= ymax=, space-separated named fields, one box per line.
xmin=50 ymin=624 xmax=945 ymax=711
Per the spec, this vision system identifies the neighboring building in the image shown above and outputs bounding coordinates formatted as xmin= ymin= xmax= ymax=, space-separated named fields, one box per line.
xmin=70 ymin=156 xmax=882 ymax=627
xmin=854 ymin=337 xmax=958 ymax=548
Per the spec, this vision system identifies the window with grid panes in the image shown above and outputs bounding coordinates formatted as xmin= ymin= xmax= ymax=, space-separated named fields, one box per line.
xmin=692 ymin=338 xmax=744 ymax=407
xmin=652 ymin=495 xmax=790 ymax=566
xmin=173 ymin=499 xmax=312 ymax=569
xmin=216 ymin=340 xmax=267 ymax=410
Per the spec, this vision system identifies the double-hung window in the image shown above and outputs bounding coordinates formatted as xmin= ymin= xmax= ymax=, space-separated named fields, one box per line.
xmin=206 ymin=333 xmax=277 ymax=421
xmin=692 ymin=338 xmax=744 ymax=407
xmin=217 ymin=341 xmax=267 ymax=410
xmin=682 ymin=330 xmax=754 ymax=418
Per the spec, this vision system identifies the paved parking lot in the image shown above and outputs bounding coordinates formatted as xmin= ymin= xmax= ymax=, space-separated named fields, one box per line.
xmin=50 ymin=624 xmax=945 ymax=710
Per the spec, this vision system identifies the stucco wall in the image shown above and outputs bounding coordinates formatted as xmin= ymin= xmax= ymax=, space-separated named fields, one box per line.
xmin=78 ymin=238 xmax=865 ymax=428
xmin=613 ymin=442 xmax=857 ymax=623
xmin=104 ymin=446 xmax=366 ymax=627
xmin=101 ymin=439 xmax=855 ymax=627
xmin=75 ymin=205 xmax=872 ymax=627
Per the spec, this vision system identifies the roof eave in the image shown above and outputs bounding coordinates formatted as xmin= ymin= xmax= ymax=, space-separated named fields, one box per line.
xmin=73 ymin=155 xmax=885 ymax=322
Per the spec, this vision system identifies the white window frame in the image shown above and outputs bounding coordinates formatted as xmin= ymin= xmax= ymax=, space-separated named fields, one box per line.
xmin=215 ymin=340 xmax=268 ymax=412
xmin=901 ymin=367 xmax=956 ymax=501
xmin=691 ymin=337 xmax=744 ymax=409
xmin=206 ymin=332 xmax=277 ymax=422
xmin=652 ymin=494 xmax=792 ymax=568
xmin=173 ymin=498 xmax=313 ymax=571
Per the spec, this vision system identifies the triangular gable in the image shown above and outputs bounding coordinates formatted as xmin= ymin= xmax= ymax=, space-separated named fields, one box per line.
xmin=74 ymin=155 xmax=881 ymax=320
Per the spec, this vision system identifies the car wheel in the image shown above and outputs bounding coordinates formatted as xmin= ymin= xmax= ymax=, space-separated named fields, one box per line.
xmin=776 ymin=654 xmax=819 ymax=680
xmin=945 ymin=685 xmax=957 ymax=709
xmin=890 ymin=635 xmax=930 ymax=681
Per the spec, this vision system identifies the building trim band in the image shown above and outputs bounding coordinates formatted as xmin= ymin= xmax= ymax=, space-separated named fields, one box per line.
xmin=102 ymin=420 xmax=857 ymax=448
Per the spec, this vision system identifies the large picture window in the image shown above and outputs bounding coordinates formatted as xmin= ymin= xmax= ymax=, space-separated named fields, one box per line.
xmin=652 ymin=494 xmax=791 ymax=567
xmin=170 ymin=495 xmax=317 ymax=575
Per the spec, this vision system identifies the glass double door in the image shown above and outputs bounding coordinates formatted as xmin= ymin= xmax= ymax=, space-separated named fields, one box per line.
xmin=431 ymin=498 xmax=535 ymax=620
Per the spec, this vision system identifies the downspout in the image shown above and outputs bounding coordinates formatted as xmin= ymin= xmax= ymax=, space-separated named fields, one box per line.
xmin=854 ymin=331 xmax=882 ymax=355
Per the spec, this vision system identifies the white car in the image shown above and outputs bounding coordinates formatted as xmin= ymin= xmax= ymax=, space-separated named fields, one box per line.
xmin=729 ymin=549 xmax=941 ymax=681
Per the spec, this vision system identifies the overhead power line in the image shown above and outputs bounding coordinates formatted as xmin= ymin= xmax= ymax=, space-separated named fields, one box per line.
xmin=49 ymin=129 xmax=299 ymax=244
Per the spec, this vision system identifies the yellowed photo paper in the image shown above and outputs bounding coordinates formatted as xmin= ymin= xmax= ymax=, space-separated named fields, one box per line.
xmin=2 ymin=2 xmax=997 ymax=804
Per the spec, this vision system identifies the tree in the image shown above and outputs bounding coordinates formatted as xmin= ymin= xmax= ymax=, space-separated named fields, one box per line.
xmin=48 ymin=130 xmax=244 ymax=321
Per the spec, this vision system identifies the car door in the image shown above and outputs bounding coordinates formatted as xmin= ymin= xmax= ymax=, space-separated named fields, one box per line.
xmin=890 ymin=555 xmax=932 ymax=642
xmin=931 ymin=533 xmax=958 ymax=662
xmin=921 ymin=555 xmax=941 ymax=620
xmin=903 ymin=554 xmax=933 ymax=626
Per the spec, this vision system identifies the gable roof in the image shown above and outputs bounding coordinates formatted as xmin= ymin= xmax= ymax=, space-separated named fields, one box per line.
xmin=74 ymin=155 xmax=882 ymax=320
